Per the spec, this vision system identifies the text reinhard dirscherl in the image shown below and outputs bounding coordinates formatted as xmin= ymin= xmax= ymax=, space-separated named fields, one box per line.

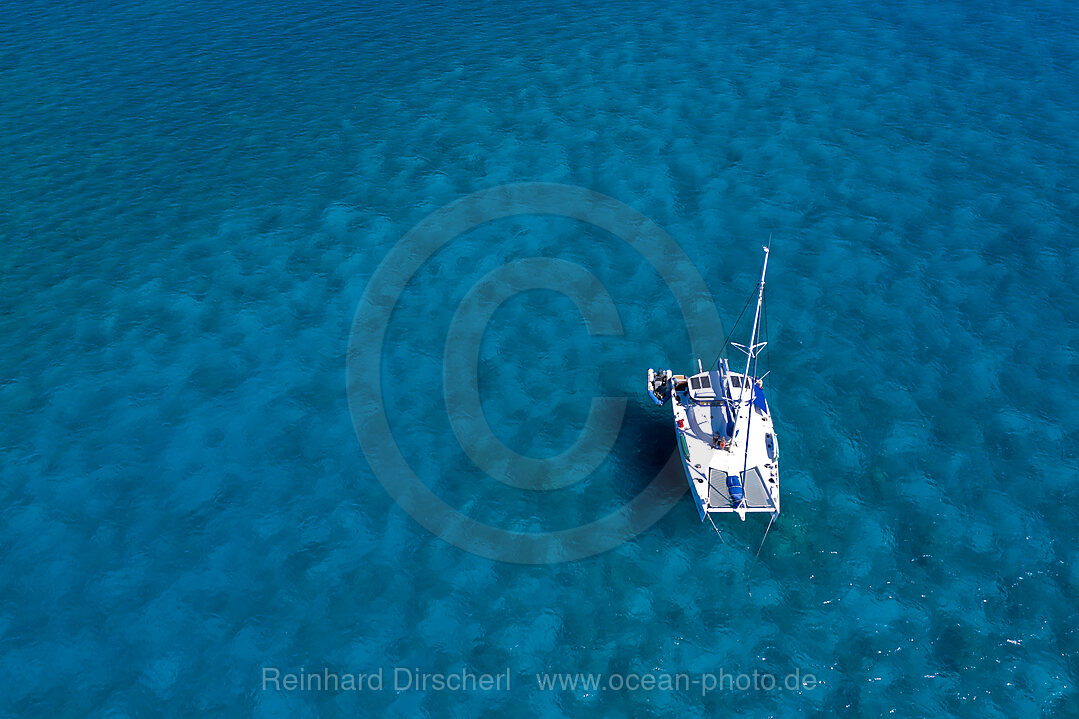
xmin=261 ymin=668 xmax=819 ymax=696
xmin=262 ymin=667 xmax=510 ymax=693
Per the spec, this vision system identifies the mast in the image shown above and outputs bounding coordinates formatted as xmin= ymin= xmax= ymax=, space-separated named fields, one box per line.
xmin=733 ymin=246 xmax=770 ymax=409
xmin=732 ymin=247 xmax=770 ymax=518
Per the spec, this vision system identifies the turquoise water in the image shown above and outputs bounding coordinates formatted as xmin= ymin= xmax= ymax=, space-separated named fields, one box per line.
xmin=2 ymin=0 xmax=1078 ymax=715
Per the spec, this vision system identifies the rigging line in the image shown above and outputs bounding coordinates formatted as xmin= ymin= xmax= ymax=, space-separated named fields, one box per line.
xmin=763 ymin=287 xmax=773 ymax=403
xmin=755 ymin=512 xmax=777 ymax=558
xmin=706 ymin=512 xmax=726 ymax=543
xmin=711 ymin=285 xmax=756 ymax=370
xmin=739 ymin=357 xmax=755 ymax=512
xmin=739 ymin=298 xmax=765 ymax=517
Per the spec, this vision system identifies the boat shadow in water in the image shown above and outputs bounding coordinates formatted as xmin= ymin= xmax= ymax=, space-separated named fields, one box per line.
xmin=618 ymin=401 xmax=772 ymax=546
xmin=614 ymin=399 xmax=688 ymax=504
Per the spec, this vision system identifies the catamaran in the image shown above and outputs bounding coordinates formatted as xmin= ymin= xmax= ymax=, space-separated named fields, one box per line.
xmin=647 ymin=246 xmax=779 ymax=536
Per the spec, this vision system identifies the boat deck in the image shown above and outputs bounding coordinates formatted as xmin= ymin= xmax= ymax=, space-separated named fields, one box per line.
xmin=673 ymin=374 xmax=779 ymax=517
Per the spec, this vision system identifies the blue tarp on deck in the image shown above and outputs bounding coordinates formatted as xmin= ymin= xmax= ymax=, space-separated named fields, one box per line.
xmin=752 ymin=381 xmax=769 ymax=414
